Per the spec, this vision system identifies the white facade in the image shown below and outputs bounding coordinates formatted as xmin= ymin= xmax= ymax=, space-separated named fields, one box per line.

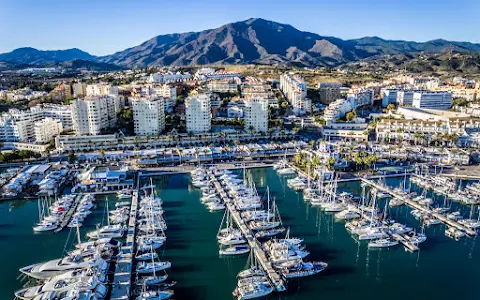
xmin=34 ymin=118 xmax=63 ymax=143
xmin=207 ymin=79 xmax=240 ymax=93
xmin=323 ymin=99 xmax=353 ymax=121
xmin=71 ymin=96 xmax=117 ymax=136
xmin=0 ymin=104 xmax=71 ymax=142
xmin=412 ymin=91 xmax=452 ymax=110
xmin=243 ymin=97 xmax=268 ymax=133
xmin=186 ymin=94 xmax=211 ymax=133
xmin=132 ymin=98 xmax=165 ymax=136
xmin=279 ymin=73 xmax=311 ymax=115
xmin=32 ymin=104 xmax=73 ymax=130
xmin=347 ymin=89 xmax=374 ymax=107
xmin=148 ymin=72 xmax=191 ymax=83
xmin=227 ymin=106 xmax=244 ymax=118
xmin=86 ymin=84 xmax=119 ymax=97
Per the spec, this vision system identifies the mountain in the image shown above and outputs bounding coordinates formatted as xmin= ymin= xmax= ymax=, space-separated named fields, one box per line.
xmin=0 ymin=47 xmax=96 ymax=65
xmin=60 ymin=59 xmax=125 ymax=72
xmin=4 ymin=18 xmax=480 ymax=68
xmin=339 ymin=52 xmax=480 ymax=75
xmin=99 ymin=18 xmax=480 ymax=67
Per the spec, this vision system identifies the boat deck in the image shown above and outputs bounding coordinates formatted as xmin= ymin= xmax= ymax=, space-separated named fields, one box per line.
xmin=54 ymin=194 xmax=82 ymax=233
xmin=208 ymin=171 xmax=287 ymax=293
xmin=110 ymin=190 xmax=138 ymax=299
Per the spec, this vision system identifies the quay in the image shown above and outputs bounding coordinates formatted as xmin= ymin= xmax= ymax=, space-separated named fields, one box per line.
xmin=54 ymin=194 xmax=82 ymax=233
xmin=110 ymin=189 xmax=138 ymax=299
xmin=207 ymin=170 xmax=287 ymax=293
xmin=361 ymin=178 xmax=477 ymax=237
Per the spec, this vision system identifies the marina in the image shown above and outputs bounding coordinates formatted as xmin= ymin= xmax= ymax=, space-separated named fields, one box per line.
xmin=1 ymin=167 xmax=480 ymax=299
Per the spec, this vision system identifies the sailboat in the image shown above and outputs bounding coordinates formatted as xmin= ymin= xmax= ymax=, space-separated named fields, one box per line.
xmin=249 ymin=188 xmax=280 ymax=231
xmin=217 ymin=210 xmax=246 ymax=246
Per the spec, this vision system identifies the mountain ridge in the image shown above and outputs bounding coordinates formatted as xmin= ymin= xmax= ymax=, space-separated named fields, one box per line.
xmin=3 ymin=18 xmax=480 ymax=68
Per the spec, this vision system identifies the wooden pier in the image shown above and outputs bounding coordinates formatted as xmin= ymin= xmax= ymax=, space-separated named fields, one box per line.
xmin=361 ymin=178 xmax=477 ymax=237
xmin=208 ymin=171 xmax=287 ymax=293
xmin=54 ymin=194 xmax=82 ymax=233
xmin=110 ymin=189 xmax=138 ymax=299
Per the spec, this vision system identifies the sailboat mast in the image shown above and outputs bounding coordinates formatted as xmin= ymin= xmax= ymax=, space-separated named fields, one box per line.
xmin=76 ymin=223 xmax=81 ymax=245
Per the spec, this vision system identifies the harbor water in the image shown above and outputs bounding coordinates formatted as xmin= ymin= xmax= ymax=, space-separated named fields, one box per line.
xmin=1 ymin=168 xmax=479 ymax=299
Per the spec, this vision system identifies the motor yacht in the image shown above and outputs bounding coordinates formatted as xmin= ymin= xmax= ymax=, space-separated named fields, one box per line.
xmin=219 ymin=245 xmax=250 ymax=256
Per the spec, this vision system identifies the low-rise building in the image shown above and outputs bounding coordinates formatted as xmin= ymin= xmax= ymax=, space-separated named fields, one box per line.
xmin=322 ymin=120 xmax=368 ymax=142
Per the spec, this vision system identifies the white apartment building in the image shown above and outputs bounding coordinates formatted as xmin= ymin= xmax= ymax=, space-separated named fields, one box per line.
xmin=71 ymin=96 xmax=117 ymax=136
xmin=347 ymin=89 xmax=374 ymax=107
xmin=412 ymin=91 xmax=452 ymax=110
xmin=86 ymin=83 xmax=119 ymax=97
xmin=186 ymin=94 xmax=211 ymax=133
xmin=132 ymin=98 xmax=165 ymax=136
xmin=279 ymin=73 xmax=311 ymax=115
xmin=194 ymin=68 xmax=241 ymax=81
xmin=375 ymin=117 xmax=480 ymax=145
xmin=207 ymin=79 xmax=240 ymax=93
xmin=34 ymin=118 xmax=63 ymax=143
xmin=32 ymin=104 xmax=73 ymax=130
xmin=244 ymin=97 xmax=268 ymax=133
xmin=0 ymin=104 xmax=72 ymax=142
xmin=323 ymin=99 xmax=353 ymax=121
xmin=148 ymin=72 xmax=191 ymax=83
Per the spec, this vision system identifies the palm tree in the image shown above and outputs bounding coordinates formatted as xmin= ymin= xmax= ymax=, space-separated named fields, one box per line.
xmin=99 ymin=148 xmax=105 ymax=161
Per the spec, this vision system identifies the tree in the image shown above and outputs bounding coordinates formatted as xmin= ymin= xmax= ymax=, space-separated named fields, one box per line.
xmin=386 ymin=103 xmax=396 ymax=112
xmin=326 ymin=157 xmax=336 ymax=170
xmin=346 ymin=111 xmax=356 ymax=121
xmin=68 ymin=152 xmax=77 ymax=163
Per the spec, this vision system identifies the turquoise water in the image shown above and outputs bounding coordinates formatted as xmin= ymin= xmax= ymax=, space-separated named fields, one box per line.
xmin=1 ymin=194 xmax=118 ymax=300
xmin=2 ymin=168 xmax=479 ymax=300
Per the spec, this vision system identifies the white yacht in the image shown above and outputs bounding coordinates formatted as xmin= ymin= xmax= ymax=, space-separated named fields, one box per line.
xmin=117 ymin=189 xmax=132 ymax=199
xmin=235 ymin=283 xmax=273 ymax=300
xmin=219 ymin=245 xmax=250 ymax=256
xmin=136 ymin=261 xmax=171 ymax=274
xmin=368 ymin=238 xmax=399 ymax=248
xmin=86 ymin=224 xmax=127 ymax=239
xmin=277 ymin=168 xmax=296 ymax=176
xmin=135 ymin=274 xmax=168 ymax=286
xmin=136 ymin=289 xmax=174 ymax=300
xmin=358 ymin=227 xmax=389 ymax=241
xmin=33 ymin=221 xmax=59 ymax=232
xmin=20 ymin=256 xmax=107 ymax=280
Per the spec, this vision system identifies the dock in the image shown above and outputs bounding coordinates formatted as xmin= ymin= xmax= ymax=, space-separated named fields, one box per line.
xmin=361 ymin=178 xmax=477 ymax=237
xmin=207 ymin=171 xmax=287 ymax=293
xmin=54 ymin=194 xmax=82 ymax=233
xmin=110 ymin=189 xmax=138 ymax=299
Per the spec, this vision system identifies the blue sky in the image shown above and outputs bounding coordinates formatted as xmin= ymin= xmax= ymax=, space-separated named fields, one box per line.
xmin=1 ymin=0 xmax=478 ymax=56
